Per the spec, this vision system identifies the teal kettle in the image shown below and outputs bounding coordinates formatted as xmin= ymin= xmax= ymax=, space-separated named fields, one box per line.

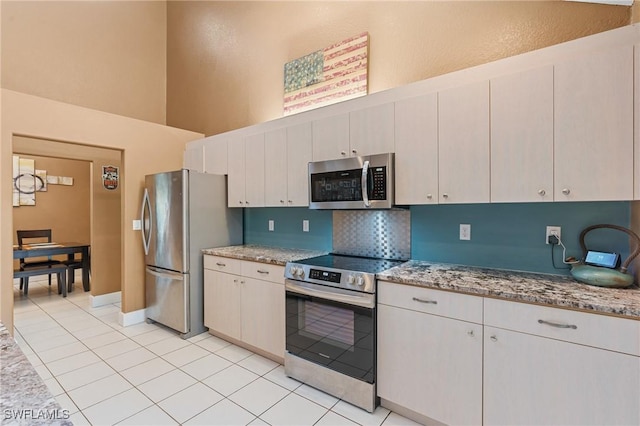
xmin=570 ymin=224 xmax=639 ymax=289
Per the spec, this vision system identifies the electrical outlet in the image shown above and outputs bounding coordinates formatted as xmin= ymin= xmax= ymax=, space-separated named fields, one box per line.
xmin=303 ymin=220 xmax=310 ymax=232
xmin=268 ymin=220 xmax=274 ymax=232
xmin=546 ymin=226 xmax=561 ymax=244
xmin=459 ymin=224 xmax=471 ymax=240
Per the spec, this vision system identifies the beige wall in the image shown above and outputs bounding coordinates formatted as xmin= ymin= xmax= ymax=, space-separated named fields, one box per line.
xmin=12 ymin=154 xmax=91 ymax=248
xmin=13 ymin=138 xmax=123 ymax=298
xmin=1 ymin=1 xmax=167 ymax=124
xmin=167 ymin=1 xmax=631 ymax=136
xmin=0 ymin=90 xmax=203 ymax=331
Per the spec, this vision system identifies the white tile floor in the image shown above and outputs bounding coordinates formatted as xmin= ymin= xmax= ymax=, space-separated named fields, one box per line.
xmin=12 ymin=278 xmax=421 ymax=426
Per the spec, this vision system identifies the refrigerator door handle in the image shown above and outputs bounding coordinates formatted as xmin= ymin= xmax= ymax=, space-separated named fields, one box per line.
xmin=141 ymin=188 xmax=152 ymax=256
xmin=146 ymin=266 xmax=185 ymax=281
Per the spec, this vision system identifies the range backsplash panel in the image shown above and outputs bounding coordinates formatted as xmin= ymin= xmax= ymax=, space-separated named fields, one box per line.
xmin=332 ymin=210 xmax=411 ymax=260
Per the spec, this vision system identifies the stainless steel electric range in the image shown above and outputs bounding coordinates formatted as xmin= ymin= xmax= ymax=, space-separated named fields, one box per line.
xmin=284 ymin=253 xmax=405 ymax=412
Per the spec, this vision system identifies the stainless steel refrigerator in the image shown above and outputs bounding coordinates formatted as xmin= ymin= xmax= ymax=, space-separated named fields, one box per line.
xmin=141 ymin=169 xmax=242 ymax=339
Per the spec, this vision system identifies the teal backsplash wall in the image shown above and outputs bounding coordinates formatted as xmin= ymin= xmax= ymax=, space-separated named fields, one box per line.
xmin=244 ymin=202 xmax=631 ymax=275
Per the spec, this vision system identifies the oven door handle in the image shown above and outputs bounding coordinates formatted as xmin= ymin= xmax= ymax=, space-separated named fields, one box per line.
xmin=285 ymin=280 xmax=375 ymax=309
xmin=361 ymin=160 xmax=371 ymax=208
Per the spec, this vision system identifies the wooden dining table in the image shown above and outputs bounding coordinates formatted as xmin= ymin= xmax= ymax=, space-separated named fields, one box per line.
xmin=13 ymin=242 xmax=91 ymax=291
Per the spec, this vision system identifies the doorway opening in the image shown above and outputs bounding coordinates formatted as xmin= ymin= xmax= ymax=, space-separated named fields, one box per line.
xmin=12 ymin=135 xmax=123 ymax=302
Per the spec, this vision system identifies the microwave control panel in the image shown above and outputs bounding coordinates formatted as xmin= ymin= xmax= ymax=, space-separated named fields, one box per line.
xmin=370 ymin=167 xmax=387 ymax=200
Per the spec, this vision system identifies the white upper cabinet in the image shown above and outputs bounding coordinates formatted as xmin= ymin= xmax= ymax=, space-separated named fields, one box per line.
xmin=227 ymin=135 xmax=246 ymax=207
xmin=311 ymin=104 xmax=394 ymax=162
xmin=349 ymin=103 xmax=395 ymax=157
xmin=227 ymin=133 xmax=265 ymax=207
xmin=554 ymin=45 xmax=633 ymax=201
xmin=491 ymin=66 xmax=554 ymax=202
xmin=184 ymin=144 xmax=204 ymax=173
xmin=244 ymin=133 xmax=265 ymax=207
xmin=438 ymin=80 xmax=490 ymax=204
xmin=394 ymin=94 xmax=439 ymax=204
xmin=312 ymin=113 xmax=350 ymax=162
xmin=203 ymin=137 xmax=228 ymax=175
xmin=264 ymin=123 xmax=311 ymax=207
xmin=286 ymin=122 xmax=313 ymax=206
xmin=264 ymin=128 xmax=288 ymax=207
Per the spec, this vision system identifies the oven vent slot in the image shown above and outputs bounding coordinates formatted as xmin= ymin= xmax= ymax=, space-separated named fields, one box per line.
xmin=332 ymin=210 xmax=410 ymax=260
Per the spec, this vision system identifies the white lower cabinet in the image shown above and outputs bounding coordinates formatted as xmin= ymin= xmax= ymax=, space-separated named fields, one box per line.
xmin=203 ymin=255 xmax=285 ymax=361
xmin=377 ymin=282 xmax=483 ymax=425
xmin=484 ymin=298 xmax=640 ymax=426
xmin=377 ymin=283 xmax=640 ymax=426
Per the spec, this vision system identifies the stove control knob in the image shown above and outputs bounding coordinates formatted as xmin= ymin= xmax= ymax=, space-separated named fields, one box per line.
xmin=355 ymin=276 xmax=365 ymax=287
xmin=347 ymin=275 xmax=355 ymax=284
xmin=289 ymin=266 xmax=300 ymax=276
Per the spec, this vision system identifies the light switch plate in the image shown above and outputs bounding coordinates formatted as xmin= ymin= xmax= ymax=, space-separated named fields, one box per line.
xmin=132 ymin=220 xmax=141 ymax=230
xmin=268 ymin=220 xmax=274 ymax=232
xmin=303 ymin=220 xmax=310 ymax=232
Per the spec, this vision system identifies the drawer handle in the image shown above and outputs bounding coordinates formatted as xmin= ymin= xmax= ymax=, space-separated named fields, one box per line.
xmin=412 ymin=297 xmax=437 ymax=305
xmin=257 ymin=270 xmax=269 ymax=274
xmin=216 ymin=262 xmax=226 ymax=267
xmin=538 ymin=319 xmax=577 ymax=330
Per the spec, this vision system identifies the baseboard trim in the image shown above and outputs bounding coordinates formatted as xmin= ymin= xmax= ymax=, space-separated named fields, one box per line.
xmin=118 ymin=308 xmax=146 ymax=327
xmin=90 ymin=291 xmax=121 ymax=308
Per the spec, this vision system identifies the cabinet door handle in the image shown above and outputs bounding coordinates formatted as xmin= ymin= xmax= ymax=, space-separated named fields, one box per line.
xmin=490 ymin=335 xmax=498 ymax=342
xmin=562 ymin=188 xmax=571 ymax=195
xmin=216 ymin=262 xmax=226 ymax=267
xmin=257 ymin=270 xmax=269 ymax=274
xmin=340 ymin=151 xmax=347 ymax=156
xmin=467 ymin=330 xmax=475 ymax=337
xmin=538 ymin=319 xmax=577 ymax=330
xmin=442 ymin=193 xmax=449 ymax=199
xmin=412 ymin=297 xmax=437 ymax=305
xmin=538 ymin=189 xmax=546 ymax=196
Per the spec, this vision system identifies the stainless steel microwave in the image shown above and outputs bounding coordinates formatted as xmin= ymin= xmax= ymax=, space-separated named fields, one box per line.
xmin=308 ymin=153 xmax=394 ymax=209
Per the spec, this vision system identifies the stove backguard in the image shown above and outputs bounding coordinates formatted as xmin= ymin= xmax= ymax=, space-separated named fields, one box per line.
xmin=332 ymin=210 xmax=410 ymax=261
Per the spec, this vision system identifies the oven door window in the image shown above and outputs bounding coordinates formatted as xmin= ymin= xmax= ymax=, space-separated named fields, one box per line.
xmin=286 ymin=290 xmax=375 ymax=383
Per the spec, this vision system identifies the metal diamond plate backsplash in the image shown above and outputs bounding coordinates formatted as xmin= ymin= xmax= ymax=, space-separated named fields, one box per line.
xmin=332 ymin=210 xmax=411 ymax=260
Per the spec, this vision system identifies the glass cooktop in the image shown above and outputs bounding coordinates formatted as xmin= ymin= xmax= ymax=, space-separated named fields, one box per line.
xmin=294 ymin=254 xmax=405 ymax=274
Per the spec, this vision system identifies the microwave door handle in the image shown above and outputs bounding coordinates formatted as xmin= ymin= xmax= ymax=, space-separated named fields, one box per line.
xmin=361 ymin=160 xmax=371 ymax=207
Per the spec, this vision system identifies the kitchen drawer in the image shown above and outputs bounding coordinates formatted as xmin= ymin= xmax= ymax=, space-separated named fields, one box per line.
xmin=203 ymin=255 xmax=242 ymax=275
xmin=378 ymin=280 xmax=483 ymax=324
xmin=241 ymin=261 xmax=284 ymax=284
xmin=484 ymin=298 xmax=640 ymax=356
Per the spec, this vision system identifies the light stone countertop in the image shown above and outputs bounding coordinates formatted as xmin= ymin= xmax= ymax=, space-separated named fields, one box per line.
xmin=378 ymin=260 xmax=640 ymax=320
xmin=0 ymin=323 xmax=72 ymax=425
xmin=203 ymin=245 xmax=640 ymax=320
xmin=202 ymin=244 xmax=328 ymax=266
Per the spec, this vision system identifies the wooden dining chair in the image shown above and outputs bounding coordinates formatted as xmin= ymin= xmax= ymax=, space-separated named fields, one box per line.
xmin=17 ymin=229 xmax=62 ymax=290
xmin=64 ymin=246 xmax=89 ymax=293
